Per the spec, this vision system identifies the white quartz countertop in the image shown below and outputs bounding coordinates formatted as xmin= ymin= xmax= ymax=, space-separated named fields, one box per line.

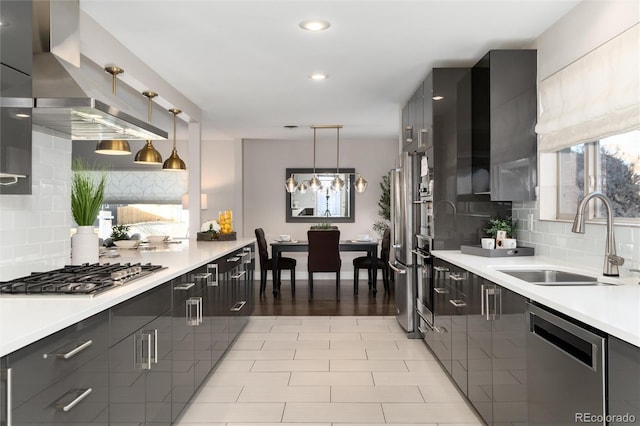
xmin=432 ymin=250 xmax=640 ymax=347
xmin=0 ymin=238 xmax=255 ymax=357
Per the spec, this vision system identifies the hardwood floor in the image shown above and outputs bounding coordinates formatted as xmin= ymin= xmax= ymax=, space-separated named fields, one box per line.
xmin=251 ymin=279 xmax=397 ymax=316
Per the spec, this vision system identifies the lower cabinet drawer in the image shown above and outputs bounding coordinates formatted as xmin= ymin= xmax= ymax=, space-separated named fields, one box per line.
xmin=7 ymin=311 xmax=109 ymax=406
xmin=11 ymin=350 xmax=109 ymax=424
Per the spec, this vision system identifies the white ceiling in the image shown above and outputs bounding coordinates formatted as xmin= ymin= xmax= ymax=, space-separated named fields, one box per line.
xmin=79 ymin=0 xmax=580 ymax=142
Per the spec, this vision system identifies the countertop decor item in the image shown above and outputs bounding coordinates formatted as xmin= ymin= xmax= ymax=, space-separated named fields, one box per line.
xmin=461 ymin=245 xmax=534 ymax=257
xmin=110 ymin=224 xmax=130 ymax=241
xmin=484 ymin=216 xmax=516 ymax=239
xmin=71 ymin=159 xmax=106 ymax=265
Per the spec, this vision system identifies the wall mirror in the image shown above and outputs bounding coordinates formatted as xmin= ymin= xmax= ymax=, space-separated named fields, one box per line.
xmin=285 ymin=168 xmax=355 ymax=222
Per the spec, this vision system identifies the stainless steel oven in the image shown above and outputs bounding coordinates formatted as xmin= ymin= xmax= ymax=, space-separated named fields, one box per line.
xmin=415 ymin=177 xmax=434 ymax=328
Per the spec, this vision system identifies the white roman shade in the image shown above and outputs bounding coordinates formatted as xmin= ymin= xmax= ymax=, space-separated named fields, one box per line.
xmin=536 ymin=24 xmax=640 ymax=152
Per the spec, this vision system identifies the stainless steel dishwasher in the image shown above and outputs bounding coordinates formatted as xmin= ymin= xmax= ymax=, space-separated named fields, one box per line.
xmin=527 ymin=303 xmax=606 ymax=425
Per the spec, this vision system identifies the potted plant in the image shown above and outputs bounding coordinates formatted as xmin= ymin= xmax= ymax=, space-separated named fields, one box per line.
xmin=110 ymin=224 xmax=131 ymax=241
xmin=484 ymin=216 xmax=516 ymax=239
xmin=373 ymin=173 xmax=390 ymax=237
xmin=71 ymin=159 xmax=106 ymax=264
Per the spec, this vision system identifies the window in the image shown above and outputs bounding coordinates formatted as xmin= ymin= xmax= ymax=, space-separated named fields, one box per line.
xmin=557 ymin=130 xmax=640 ymax=221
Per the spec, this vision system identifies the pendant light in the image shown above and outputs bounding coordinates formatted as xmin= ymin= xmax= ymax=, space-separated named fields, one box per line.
xmin=308 ymin=126 xmax=322 ymax=192
xmin=284 ymin=174 xmax=298 ymax=193
xmin=95 ymin=66 xmax=131 ymax=155
xmin=330 ymin=125 xmax=345 ymax=192
xmin=162 ymin=108 xmax=187 ymax=171
xmin=297 ymin=182 xmax=308 ymax=193
xmin=354 ymin=174 xmax=368 ymax=192
xmin=134 ymin=91 xmax=163 ymax=164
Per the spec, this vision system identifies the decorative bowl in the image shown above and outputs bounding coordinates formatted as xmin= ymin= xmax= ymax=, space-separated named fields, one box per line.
xmin=147 ymin=235 xmax=169 ymax=244
xmin=113 ymin=240 xmax=140 ymax=249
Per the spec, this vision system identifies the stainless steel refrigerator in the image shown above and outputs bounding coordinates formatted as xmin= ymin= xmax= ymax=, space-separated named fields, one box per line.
xmin=389 ymin=152 xmax=419 ymax=337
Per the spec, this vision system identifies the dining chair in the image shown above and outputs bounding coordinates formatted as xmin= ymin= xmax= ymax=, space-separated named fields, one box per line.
xmin=352 ymin=228 xmax=391 ymax=294
xmin=255 ymin=228 xmax=297 ymax=295
xmin=307 ymin=229 xmax=341 ymax=300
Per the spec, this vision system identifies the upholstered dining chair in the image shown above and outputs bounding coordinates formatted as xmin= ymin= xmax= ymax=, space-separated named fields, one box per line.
xmin=255 ymin=228 xmax=297 ymax=295
xmin=307 ymin=229 xmax=341 ymax=301
xmin=353 ymin=228 xmax=391 ymax=294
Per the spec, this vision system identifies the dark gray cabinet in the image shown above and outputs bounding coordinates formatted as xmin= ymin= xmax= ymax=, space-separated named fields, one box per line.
xmin=467 ymin=49 xmax=537 ymax=201
xmin=0 ymin=0 xmax=32 ymax=75
xmin=3 ymin=311 xmax=110 ymax=425
xmin=109 ymin=281 xmax=172 ymax=426
xmin=429 ymin=257 xmax=528 ymax=425
xmin=430 ymin=258 xmax=468 ymax=395
xmin=0 ymin=0 xmax=33 ymax=195
xmin=608 ymin=337 xmax=640 ymax=425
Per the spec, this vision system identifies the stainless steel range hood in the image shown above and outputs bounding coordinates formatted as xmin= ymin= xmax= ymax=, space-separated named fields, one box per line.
xmin=31 ymin=0 xmax=168 ymax=141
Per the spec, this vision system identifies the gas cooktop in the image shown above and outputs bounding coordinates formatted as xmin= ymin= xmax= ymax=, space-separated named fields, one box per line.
xmin=0 ymin=263 xmax=165 ymax=297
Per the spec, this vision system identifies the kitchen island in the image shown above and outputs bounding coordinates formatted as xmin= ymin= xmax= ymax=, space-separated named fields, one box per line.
xmin=0 ymin=238 xmax=255 ymax=357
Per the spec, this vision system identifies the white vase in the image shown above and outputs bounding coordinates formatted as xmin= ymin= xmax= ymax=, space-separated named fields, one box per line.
xmin=71 ymin=226 xmax=99 ymax=265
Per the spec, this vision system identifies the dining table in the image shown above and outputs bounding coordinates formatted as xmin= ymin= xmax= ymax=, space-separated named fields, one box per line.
xmin=270 ymin=239 xmax=380 ymax=297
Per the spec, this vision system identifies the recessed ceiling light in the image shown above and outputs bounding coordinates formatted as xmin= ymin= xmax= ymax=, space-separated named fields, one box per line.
xmin=299 ymin=20 xmax=330 ymax=32
xmin=309 ymin=73 xmax=328 ymax=81
xmin=433 ymin=96 xmax=444 ymax=101
xmin=283 ymin=125 xmax=298 ymax=129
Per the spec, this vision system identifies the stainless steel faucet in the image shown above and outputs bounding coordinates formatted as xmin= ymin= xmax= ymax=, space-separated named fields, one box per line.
xmin=571 ymin=191 xmax=624 ymax=276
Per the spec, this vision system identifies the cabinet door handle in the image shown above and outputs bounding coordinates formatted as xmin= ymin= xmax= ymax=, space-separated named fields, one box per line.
xmin=448 ymin=273 xmax=465 ymax=281
xmin=433 ymin=266 xmax=449 ymax=272
xmin=186 ymin=297 xmax=203 ymax=326
xmin=449 ymin=299 xmax=467 ymax=308
xmin=482 ymin=285 xmax=499 ymax=320
xmin=231 ymin=270 xmax=246 ymax=279
xmin=207 ymin=263 xmax=219 ymax=286
xmin=43 ymin=339 xmax=93 ymax=359
xmin=227 ymin=257 xmax=240 ymax=262
xmin=54 ymin=388 xmax=92 ymax=412
xmin=174 ymin=282 xmax=195 ymax=291
xmin=135 ymin=329 xmax=158 ymax=370
xmin=230 ymin=301 xmax=246 ymax=312
xmin=481 ymin=284 xmax=487 ymax=318
xmin=433 ymin=287 xmax=448 ymax=294
xmin=2 ymin=368 xmax=11 ymax=425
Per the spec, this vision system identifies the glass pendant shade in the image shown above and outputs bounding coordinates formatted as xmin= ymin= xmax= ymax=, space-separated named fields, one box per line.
xmin=331 ymin=174 xmax=345 ymax=192
xmin=309 ymin=175 xmax=322 ymax=192
xmin=163 ymin=108 xmax=186 ymax=171
xmin=297 ymin=182 xmax=307 ymax=193
xmin=285 ymin=174 xmax=298 ymax=192
xmin=95 ymin=139 xmax=131 ymax=155
xmin=354 ymin=175 xmax=368 ymax=192
xmin=134 ymin=141 xmax=162 ymax=164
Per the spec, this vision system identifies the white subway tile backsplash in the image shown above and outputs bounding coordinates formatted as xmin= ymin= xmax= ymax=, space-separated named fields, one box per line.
xmin=518 ymin=200 xmax=640 ymax=275
xmin=0 ymin=132 xmax=71 ymax=281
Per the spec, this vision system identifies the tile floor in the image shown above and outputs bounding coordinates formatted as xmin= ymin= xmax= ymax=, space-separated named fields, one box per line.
xmin=175 ymin=316 xmax=483 ymax=425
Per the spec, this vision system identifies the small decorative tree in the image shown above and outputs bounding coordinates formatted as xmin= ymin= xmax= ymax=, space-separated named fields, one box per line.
xmin=373 ymin=172 xmax=391 ymax=237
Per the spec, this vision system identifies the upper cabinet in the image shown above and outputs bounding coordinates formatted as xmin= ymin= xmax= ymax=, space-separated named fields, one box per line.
xmin=466 ymin=50 xmax=537 ymax=201
xmin=0 ymin=0 xmax=33 ymax=194
xmin=0 ymin=0 xmax=32 ymax=75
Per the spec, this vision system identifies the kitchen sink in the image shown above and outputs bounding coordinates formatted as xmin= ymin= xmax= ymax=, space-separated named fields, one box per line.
xmin=498 ymin=269 xmax=603 ymax=286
